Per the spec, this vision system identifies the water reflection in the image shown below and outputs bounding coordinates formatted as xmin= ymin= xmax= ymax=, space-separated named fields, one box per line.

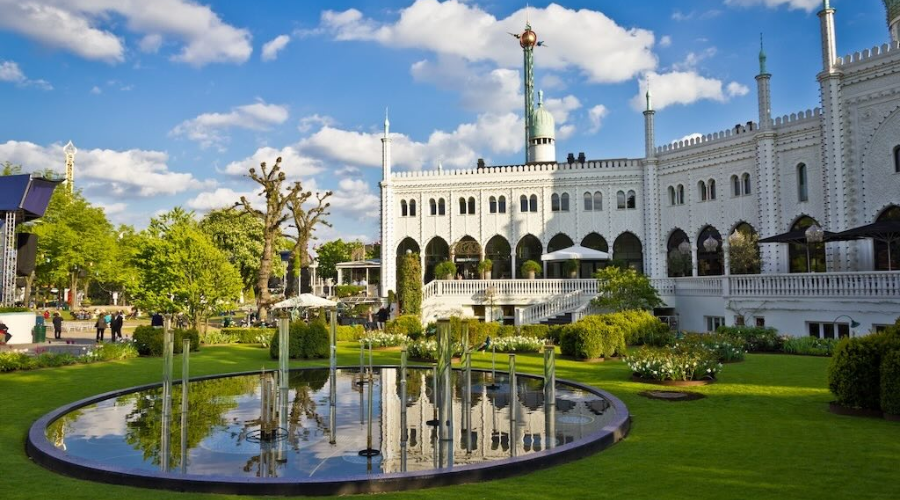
xmin=47 ymin=368 xmax=615 ymax=480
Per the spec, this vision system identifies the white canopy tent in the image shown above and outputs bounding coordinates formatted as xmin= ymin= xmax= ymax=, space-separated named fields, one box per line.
xmin=540 ymin=245 xmax=610 ymax=261
xmin=272 ymin=293 xmax=337 ymax=309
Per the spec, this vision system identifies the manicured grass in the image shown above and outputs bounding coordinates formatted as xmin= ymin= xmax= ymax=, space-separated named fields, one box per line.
xmin=2 ymin=345 xmax=898 ymax=499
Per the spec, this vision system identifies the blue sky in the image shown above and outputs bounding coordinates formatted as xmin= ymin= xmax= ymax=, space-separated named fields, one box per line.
xmin=0 ymin=0 xmax=891 ymax=243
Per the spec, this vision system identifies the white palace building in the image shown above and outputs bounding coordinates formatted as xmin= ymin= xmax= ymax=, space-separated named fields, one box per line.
xmin=378 ymin=1 xmax=900 ymax=337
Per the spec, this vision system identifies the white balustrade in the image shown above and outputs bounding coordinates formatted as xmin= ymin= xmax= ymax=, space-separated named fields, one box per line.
xmin=651 ymin=271 xmax=900 ymax=298
xmin=518 ymin=290 xmax=590 ymax=325
xmin=425 ymin=279 xmax=597 ymax=299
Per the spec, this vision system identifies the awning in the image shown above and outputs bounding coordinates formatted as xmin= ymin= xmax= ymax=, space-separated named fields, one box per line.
xmin=272 ymin=293 xmax=337 ymax=309
xmin=758 ymin=229 xmax=840 ymax=244
xmin=541 ymin=244 xmax=610 ymax=262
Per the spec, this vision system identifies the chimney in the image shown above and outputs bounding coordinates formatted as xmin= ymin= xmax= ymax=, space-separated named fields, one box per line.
xmin=578 ymin=152 xmax=586 ymax=163
xmin=567 ymin=153 xmax=575 ymax=164
xmin=477 ymin=158 xmax=485 ymax=169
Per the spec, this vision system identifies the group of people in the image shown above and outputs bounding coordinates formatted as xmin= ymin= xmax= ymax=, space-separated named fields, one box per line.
xmin=95 ymin=311 xmax=125 ymax=342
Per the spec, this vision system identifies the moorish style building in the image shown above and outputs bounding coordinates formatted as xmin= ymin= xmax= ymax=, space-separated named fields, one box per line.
xmin=380 ymin=1 xmax=900 ymax=336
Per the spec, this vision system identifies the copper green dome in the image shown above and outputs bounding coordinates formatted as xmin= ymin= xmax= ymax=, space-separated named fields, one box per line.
xmin=886 ymin=0 xmax=900 ymax=24
xmin=529 ymin=92 xmax=555 ymax=139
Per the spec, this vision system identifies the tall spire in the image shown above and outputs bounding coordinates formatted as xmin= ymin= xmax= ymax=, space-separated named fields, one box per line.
xmin=759 ymin=33 xmax=768 ymax=75
xmin=645 ymin=83 xmax=652 ymax=112
xmin=818 ymin=0 xmax=837 ymax=73
xmin=512 ymin=17 xmax=540 ymax=163
xmin=384 ymin=107 xmax=390 ymax=136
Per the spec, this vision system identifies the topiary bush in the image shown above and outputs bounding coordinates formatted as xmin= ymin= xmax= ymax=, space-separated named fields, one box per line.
xmin=434 ymin=261 xmax=457 ymax=279
xmin=828 ymin=328 xmax=900 ymax=410
xmin=385 ymin=315 xmax=424 ymax=339
xmin=881 ymin=350 xmax=900 ymax=416
xmin=132 ymin=326 xmax=200 ymax=356
xmin=269 ymin=320 xmax=329 ymax=360
xmin=559 ymin=315 xmax=625 ymax=360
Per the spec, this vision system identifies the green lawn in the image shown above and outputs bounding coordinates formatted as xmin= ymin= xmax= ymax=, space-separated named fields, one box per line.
xmin=2 ymin=345 xmax=898 ymax=499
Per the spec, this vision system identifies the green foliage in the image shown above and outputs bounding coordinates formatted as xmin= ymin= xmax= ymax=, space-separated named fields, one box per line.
xmin=132 ymin=326 xmax=200 ymax=356
xmin=397 ymin=252 xmax=422 ymax=315
xmin=520 ymin=324 xmax=549 ymax=339
xmin=334 ymin=285 xmax=365 ymax=298
xmin=34 ymin=352 xmax=79 ymax=367
xmin=385 ymin=314 xmax=424 ymax=339
xmin=0 ymin=342 xmax=139 ymax=372
xmin=0 ymin=307 xmax=30 ymax=313
xmin=406 ymin=339 xmax=463 ymax=361
xmin=434 ymin=260 xmax=457 ymax=279
xmin=626 ymin=345 xmax=722 ymax=381
xmin=131 ymin=209 xmax=242 ymax=326
xmin=520 ymin=260 xmax=542 ymax=276
xmin=728 ymin=229 xmax=761 ymax=275
xmin=592 ymin=266 xmax=663 ymax=311
xmin=491 ymin=336 xmax=545 ymax=353
xmin=716 ymin=325 xmax=783 ymax=352
xmin=202 ymin=327 xmax=274 ymax=345
xmin=559 ymin=315 xmax=626 ymax=359
xmin=315 ymin=239 xmax=364 ymax=281
xmin=336 ymin=324 xmax=365 ymax=341
xmin=598 ymin=309 xmax=670 ymax=346
xmin=477 ymin=259 xmax=493 ymax=275
xmin=679 ymin=333 xmax=746 ymax=362
xmin=0 ymin=351 xmax=35 ymax=371
xmin=666 ymin=248 xmax=692 ymax=277
xmin=199 ymin=209 xmax=268 ymax=293
xmin=880 ymin=350 xmax=900 ymax=415
xmin=828 ymin=328 xmax=900 ymax=410
xmin=269 ymin=320 xmax=329 ymax=359
xmin=564 ymin=259 xmax=579 ymax=275
xmin=783 ymin=336 xmax=838 ymax=356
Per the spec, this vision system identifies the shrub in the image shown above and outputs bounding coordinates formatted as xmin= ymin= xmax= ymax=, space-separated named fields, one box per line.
xmin=360 ymin=332 xmax=409 ymax=348
xmin=716 ymin=325 xmax=782 ymax=352
xmin=547 ymin=324 xmax=565 ymax=344
xmin=0 ymin=306 xmax=29 ymax=313
xmin=334 ymin=285 xmax=365 ymax=298
xmin=559 ymin=315 xmax=625 ymax=359
xmin=596 ymin=310 xmax=670 ymax=346
xmin=881 ymin=350 xmax=900 ymax=416
xmin=91 ymin=341 xmax=139 ymax=361
xmin=477 ymin=259 xmax=493 ymax=276
xmin=397 ymin=253 xmax=422 ymax=315
xmin=679 ymin=333 xmax=746 ymax=362
xmin=336 ymin=324 xmax=365 ymax=342
xmin=0 ymin=351 xmax=34 ymax=371
xmin=269 ymin=320 xmax=329 ymax=360
xmin=132 ymin=326 xmax=200 ymax=356
xmin=385 ymin=315 xmax=424 ymax=339
xmin=498 ymin=325 xmax=517 ymax=338
xmin=626 ymin=345 xmax=722 ymax=381
xmin=520 ymin=260 xmax=542 ymax=277
xmin=34 ymin=352 xmax=78 ymax=368
xmin=827 ymin=328 xmax=900 ymax=410
xmin=434 ymin=261 xmax=457 ymax=279
xmin=204 ymin=327 xmax=275 ymax=345
xmin=520 ymin=324 xmax=549 ymax=340
xmin=492 ymin=336 xmax=545 ymax=353
xmin=783 ymin=336 xmax=838 ymax=356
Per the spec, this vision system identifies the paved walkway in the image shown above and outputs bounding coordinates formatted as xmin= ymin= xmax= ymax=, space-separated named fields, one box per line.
xmin=1 ymin=322 xmax=140 ymax=355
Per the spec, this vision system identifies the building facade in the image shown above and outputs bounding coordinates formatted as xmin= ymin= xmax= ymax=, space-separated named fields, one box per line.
xmin=380 ymin=2 xmax=900 ymax=336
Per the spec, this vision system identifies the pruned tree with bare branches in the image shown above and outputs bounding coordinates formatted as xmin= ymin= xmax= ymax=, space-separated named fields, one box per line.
xmin=236 ymin=157 xmax=303 ymax=321
xmin=285 ymin=190 xmax=332 ymax=296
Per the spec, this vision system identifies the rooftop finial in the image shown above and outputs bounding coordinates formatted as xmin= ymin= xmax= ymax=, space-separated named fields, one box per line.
xmin=384 ymin=107 xmax=390 ymax=136
xmin=538 ymin=89 xmax=543 ymax=106
xmin=645 ymin=77 xmax=652 ymax=111
xmin=823 ymin=0 xmax=830 ymax=10
xmin=759 ymin=33 xmax=767 ymax=74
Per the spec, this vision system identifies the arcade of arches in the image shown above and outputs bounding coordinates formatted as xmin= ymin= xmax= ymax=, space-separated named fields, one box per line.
xmin=665 ymin=223 xmax=759 ymax=277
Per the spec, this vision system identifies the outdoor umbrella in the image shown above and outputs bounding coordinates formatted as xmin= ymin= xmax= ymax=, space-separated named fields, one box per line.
xmin=758 ymin=229 xmax=839 ymax=244
xmin=830 ymin=220 xmax=900 ymax=270
xmin=272 ymin=293 xmax=337 ymax=309
xmin=540 ymin=244 xmax=610 ymax=261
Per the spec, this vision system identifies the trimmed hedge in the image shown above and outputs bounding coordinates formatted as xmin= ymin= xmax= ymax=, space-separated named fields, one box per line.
xmin=560 ymin=315 xmax=626 ymax=360
xmin=269 ymin=319 xmax=329 ymax=360
xmin=881 ymin=350 xmax=900 ymax=416
xmin=828 ymin=327 xmax=900 ymax=410
xmin=385 ymin=315 xmax=424 ymax=339
xmin=202 ymin=327 xmax=275 ymax=345
xmin=132 ymin=326 xmax=200 ymax=356
xmin=336 ymin=324 xmax=365 ymax=342
xmin=716 ymin=325 xmax=782 ymax=352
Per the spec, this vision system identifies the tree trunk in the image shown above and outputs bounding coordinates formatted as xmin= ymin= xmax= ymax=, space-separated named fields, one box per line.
xmin=285 ymin=234 xmax=310 ymax=298
xmin=70 ymin=272 xmax=79 ymax=309
xmin=23 ymin=271 xmax=34 ymax=307
xmin=256 ymin=234 xmax=274 ymax=322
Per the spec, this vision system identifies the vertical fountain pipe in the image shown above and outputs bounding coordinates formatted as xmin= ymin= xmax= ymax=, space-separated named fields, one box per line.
xmin=400 ymin=346 xmax=408 ymax=472
xmin=329 ymin=311 xmax=338 ymax=445
xmin=509 ymin=353 xmax=517 ymax=458
xmin=463 ymin=349 xmax=472 ymax=453
xmin=160 ymin=316 xmax=174 ymax=472
xmin=543 ymin=344 xmax=556 ymax=451
xmin=358 ymin=363 xmax=380 ymax=457
xmin=437 ymin=319 xmax=452 ymax=442
xmin=278 ymin=313 xmax=289 ymax=391
xmin=368 ymin=339 xmax=374 ymax=380
xmin=329 ymin=310 xmax=337 ymax=368
xmin=357 ymin=342 xmax=366 ymax=386
xmin=487 ymin=343 xmax=499 ymax=389
xmin=426 ymin=363 xmax=439 ymax=426
xmin=180 ymin=338 xmax=190 ymax=473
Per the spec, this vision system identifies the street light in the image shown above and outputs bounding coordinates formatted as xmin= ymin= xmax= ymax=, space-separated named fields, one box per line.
xmin=805 ymin=224 xmax=824 ymax=273
xmin=832 ymin=314 xmax=860 ymax=338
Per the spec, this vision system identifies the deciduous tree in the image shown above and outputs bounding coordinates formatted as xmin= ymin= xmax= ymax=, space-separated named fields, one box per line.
xmin=285 ymin=191 xmax=331 ymax=296
xmin=592 ymin=266 xmax=663 ymax=312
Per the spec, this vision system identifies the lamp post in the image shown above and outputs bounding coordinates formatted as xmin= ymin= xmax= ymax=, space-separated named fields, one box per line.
xmin=805 ymin=224 xmax=824 ymax=273
xmin=832 ymin=315 xmax=860 ymax=338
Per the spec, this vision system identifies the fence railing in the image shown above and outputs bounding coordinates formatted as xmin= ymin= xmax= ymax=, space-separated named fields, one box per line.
xmin=516 ymin=290 xmax=588 ymax=326
xmin=423 ymin=279 xmax=598 ymax=301
xmin=651 ymin=271 xmax=900 ymax=298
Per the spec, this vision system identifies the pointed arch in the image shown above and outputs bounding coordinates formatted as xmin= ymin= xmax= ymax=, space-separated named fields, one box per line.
xmin=453 ymin=235 xmax=481 ymax=279
xmin=696 ymin=225 xmax=724 ymax=276
xmin=485 ymin=235 xmax=512 ymax=279
xmin=875 ymin=205 xmax=900 ymax=270
xmin=613 ymin=232 xmax=644 ymax=273
xmin=728 ymin=222 xmax=760 ymax=274
xmin=789 ymin=215 xmax=825 ymax=273
xmin=580 ymin=232 xmax=609 ymax=278
xmin=666 ymin=228 xmax=691 ymax=277
xmin=424 ymin=236 xmax=450 ymax=282
xmin=515 ymin=234 xmax=543 ymax=278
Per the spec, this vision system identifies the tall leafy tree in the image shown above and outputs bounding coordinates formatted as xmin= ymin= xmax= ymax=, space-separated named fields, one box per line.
xmin=591 ymin=266 xmax=663 ymax=312
xmin=131 ymin=209 xmax=242 ymax=328
xmin=728 ymin=230 xmax=761 ymax=275
xmin=314 ymin=239 xmax=364 ymax=282
xmin=285 ymin=191 xmax=332 ymax=296
xmin=30 ymin=189 xmax=116 ymax=309
xmin=199 ymin=209 xmax=266 ymax=293
xmin=236 ymin=157 xmax=304 ymax=321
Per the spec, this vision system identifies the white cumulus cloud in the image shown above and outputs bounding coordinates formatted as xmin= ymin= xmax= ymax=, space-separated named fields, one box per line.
xmin=588 ymin=105 xmax=609 ymax=134
xmin=0 ymin=60 xmax=52 ymax=90
xmin=262 ymin=34 xmax=290 ymax=61
xmin=632 ymin=71 xmax=749 ymax=110
xmin=724 ymin=0 xmax=820 ymax=12
xmin=186 ymin=187 xmax=258 ymax=212
xmin=329 ymin=178 xmax=380 ymax=220
xmin=170 ymin=101 xmax=289 ymax=150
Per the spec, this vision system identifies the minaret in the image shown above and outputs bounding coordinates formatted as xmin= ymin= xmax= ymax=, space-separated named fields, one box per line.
xmin=818 ymin=0 xmax=850 ymax=270
xmin=885 ymin=1 xmax=900 ymax=42
xmin=63 ymin=140 xmax=76 ymax=193
xmin=643 ymin=85 xmax=655 ymax=159
xmin=513 ymin=23 xmax=539 ymax=163
xmin=641 ymin=83 xmax=662 ymax=277
xmin=756 ymin=35 xmax=772 ymax=130
xmin=379 ymin=110 xmax=395 ymax=298
xmin=754 ymin=35 xmax=781 ymax=273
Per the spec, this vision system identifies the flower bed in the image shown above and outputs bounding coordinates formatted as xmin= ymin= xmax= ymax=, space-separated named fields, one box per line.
xmin=678 ymin=333 xmax=745 ymax=362
xmin=0 ymin=341 xmax=139 ymax=372
xmin=359 ymin=332 xmax=409 ymax=348
xmin=783 ymin=336 xmax=838 ymax=357
xmin=626 ymin=345 xmax=722 ymax=382
xmin=490 ymin=336 xmax=545 ymax=353
xmin=407 ymin=340 xmax=463 ymax=362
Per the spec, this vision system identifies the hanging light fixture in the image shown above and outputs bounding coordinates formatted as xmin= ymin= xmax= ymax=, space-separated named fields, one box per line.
xmin=805 ymin=224 xmax=824 ymax=243
xmin=678 ymin=241 xmax=691 ymax=254
xmin=703 ymin=235 xmax=719 ymax=252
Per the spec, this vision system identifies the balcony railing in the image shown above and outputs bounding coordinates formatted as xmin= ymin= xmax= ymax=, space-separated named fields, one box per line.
xmin=651 ymin=271 xmax=900 ymax=299
xmin=516 ymin=290 xmax=588 ymax=325
xmin=423 ymin=279 xmax=598 ymax=301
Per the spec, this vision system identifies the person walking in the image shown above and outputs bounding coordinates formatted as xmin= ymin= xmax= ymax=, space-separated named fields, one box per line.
xmin=376 ymin=307 xmax=388 ymax=331
xmin=52 ymin=312 xmax=62 ymax=340
xmin=151 ymin=312 xmax=164 ymax=328
xmin=111 ymin=311 xmax=124 ymax=341
xmin=95 ymin=314 xmax=108 ymax=342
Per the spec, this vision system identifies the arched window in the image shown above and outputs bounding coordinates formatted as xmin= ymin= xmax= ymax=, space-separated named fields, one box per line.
xmin=561 ymin=193 xmax=570 ymax=211
xmin=789 ymin=216 xmax=825 ymax=273
xmin=489 ymin=196 xmax=497 ymax=214
xmin=699 ymin=181 xmax=708 ymax=202
xmin=627 ymin=190 xmax=636 ymax=209
xmin=409 ymin=199 xmax=417 ymax=217
xmin=438 ymin=198 xmax=446 ymax=215
xmin=709 ymin=179 xmax=716 ymax=200
xmin=400 ymin=199 xmax=408 ymax=217
xmin=742 ymin=173 xmax=751 ymax=195
xmin=593 ymin=191 xmax=602 ymax=211
xmin=467 ymin=197 xmax=476 ymax=214
xmin=875 ymin=206 xmax=900 ymax=270
xmin=732 ymin=175 xmax=741 ymax=196
xmin=429 ymin=198 xmax=437 ymax=216
xmin=668 ymin=186 xmax=676 ymax=205
xmin=529 ymin=194 xmax=538 ymax=212
xmin=895 ymin=145 xmax=900 ymax=173
xmin=459 ymin=197 xmax=467 ymax=215
xmin=677 ymin=185 xmax=685 ymax=205
xmin=520 ymin=195 xmax=528 ymax=212
xmin=551 ymin=193 xmax=561 ymax=212
xmin=498 ymin=196 xmax=506 ymax=213
xmin=616 ymin=190 xmax=626 ymax=209
xmin=583 ymin=192 xmax=593 ymax=211
xmin=797 ymin=163 xmax=808 ymax=202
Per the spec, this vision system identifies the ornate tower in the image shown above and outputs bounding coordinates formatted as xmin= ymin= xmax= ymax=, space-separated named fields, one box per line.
xmin=885 ymin=0 xmax=900 ymax=42
xmin=755 ymin=36 xmax=782 ymax=272
xmin=528 ymin=91 xmax=556 ymax=163
xmin=641 ymin=85 xmax=663 ymax=277
xmin=514 ymin=23 xmax=539 ymax=163
xmin=379 ymin=111 xmax=395 ymax=298
xmin=63 ymin=140 xmax=76 ymax=193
